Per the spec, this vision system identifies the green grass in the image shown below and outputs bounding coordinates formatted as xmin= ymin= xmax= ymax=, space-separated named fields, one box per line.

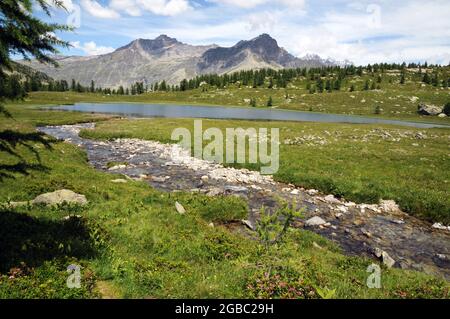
xmin=80 ymin=118 xmax=450 ymax=224
xmin=1 ymin=103 xmax=449 ymax=298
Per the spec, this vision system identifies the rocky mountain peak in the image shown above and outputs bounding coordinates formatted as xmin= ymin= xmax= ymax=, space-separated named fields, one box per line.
xmin=117 ymin=35 xmax=180 ymax=53
xmin=249 ymin=33 xmax=278 ymax=47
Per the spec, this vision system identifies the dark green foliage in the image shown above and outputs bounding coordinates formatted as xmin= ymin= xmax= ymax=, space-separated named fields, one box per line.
xmin=374 ymin=105 xmax=382 ymax=114
xmin=443 ymin=102 xmax=450 ymax=116
xmin=364 ymin=80 xmax=370 ymax=91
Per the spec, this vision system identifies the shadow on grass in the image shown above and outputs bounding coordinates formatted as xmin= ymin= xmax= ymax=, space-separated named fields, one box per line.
xmin=0 ymin=210 xmax=97 ymax=273
xmin=0 ymin=162 xmax=50 ymax=180
xmin=0 ymin=129 xmax=55 ymax=181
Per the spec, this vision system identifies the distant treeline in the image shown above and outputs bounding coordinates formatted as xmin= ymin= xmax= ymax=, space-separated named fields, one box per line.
xmin=175 ymin=62 xmax=449 ymax=93
xmin=1 ymin=62 xmax=449 ymax=100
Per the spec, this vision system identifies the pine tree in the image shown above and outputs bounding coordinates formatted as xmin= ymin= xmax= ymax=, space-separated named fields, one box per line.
xmin=333 ymin=79 xmax=341 ymax=91
xmin=422 ymin=73 xmax=431 ymax=84
xmin=90 ymin=80 xmax=95 ymax=93
xmin=431 ymin=73 xmax=439 ymax=87
xmin=0 ymin=0 xmax=70 ymax=116
xmin=316 ymin=78 xmax=324 ymax=93
xmin=267 ymin=96 xmax=273 ymax=107
xmin=364 ymin=80 xmax=370 ymax=91
xmin=325 ymin=79 xmax=332 ymax=92
xmin=374 ymin=105 xmax=382 ymax=114
xmin=160 ymin=80 xmax=167 ymax=91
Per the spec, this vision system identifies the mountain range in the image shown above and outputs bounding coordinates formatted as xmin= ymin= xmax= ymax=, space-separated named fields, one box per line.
xmin=21 ymin=34 xmax=351 ymax=88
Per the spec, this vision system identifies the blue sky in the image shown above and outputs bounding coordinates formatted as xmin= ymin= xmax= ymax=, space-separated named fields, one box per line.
xmin=37 ymin=0 xmax=450 ymax=65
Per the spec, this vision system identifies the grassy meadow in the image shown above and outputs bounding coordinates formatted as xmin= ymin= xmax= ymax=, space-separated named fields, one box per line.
xmin=0 ymin=104 xmax=449 ymax=298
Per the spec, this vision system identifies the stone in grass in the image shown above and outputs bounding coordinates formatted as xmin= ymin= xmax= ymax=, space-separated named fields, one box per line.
xmin=417 ymin=103 xmax=443 ymax=116
xmin=305 ymin=216 xmax=327 ymax=227
xmin=241 ymin=219 xmax=255 ymax=230
xmin=111 ymin=179 xmax=128 ymax=184
xmin=175 ymin=201 xmax=186 ymax=214
xmin=32 ymin=189 xmax=88 ymax=206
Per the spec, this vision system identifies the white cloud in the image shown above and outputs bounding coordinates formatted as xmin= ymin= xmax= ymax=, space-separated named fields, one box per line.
xmin=71 ymin=41 xmax=115 ymax=55
xmin=211 ymin=0 xmax=267 ymax=9
xmin=107 ymin=0 xmax=190 ymax=17
xmin=247 ymin=11 xmax=280 ymax=32
xmin=80 ymin=0 xmax=120 ymax=19
xmin=209 ymin=0 xmax=305 ymax=9
xmin=278 ymin=0 xmax=305 ymax=8
xmin=137 ymin=0 xmax=191 ymax=16
xmin=110 ymin=0 xmax=142 ymax=16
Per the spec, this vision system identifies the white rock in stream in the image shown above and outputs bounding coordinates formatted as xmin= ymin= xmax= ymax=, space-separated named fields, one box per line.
xmin=305 ymin=216 xmax=327 ymax=227
xmin=432 ymin=223 xmax=450 ymax=231
xmin=373 ymin=248 xmax=396 ymax=268
xmin=379 ymin=200 xmax=400 ymax=213
xmin=324 ymin=195 xmax=341 ymax=204
xmin=306 ymin=189 xmax=318 ymax=196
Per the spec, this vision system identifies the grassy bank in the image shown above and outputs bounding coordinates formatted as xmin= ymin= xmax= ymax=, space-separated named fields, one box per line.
xmin=1 ymin=106 xmax=449 ymax=298
xmin=80 ymin=118 xmax=450 ymax=224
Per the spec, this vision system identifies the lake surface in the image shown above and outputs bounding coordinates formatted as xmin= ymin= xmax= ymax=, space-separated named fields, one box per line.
xmin=55 ymin=103 xmax=449 ymax=129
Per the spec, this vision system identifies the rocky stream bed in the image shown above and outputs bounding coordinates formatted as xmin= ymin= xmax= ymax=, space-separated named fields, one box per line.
xmin=38 ymin=123 xmax=450 ymax=280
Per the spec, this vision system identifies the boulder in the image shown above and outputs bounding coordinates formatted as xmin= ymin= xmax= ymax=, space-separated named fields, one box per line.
xmin=438 ymin=113 xmax=447 ymax=118
xmin=417 ymin=103 xmax=443 ymax=115
xmin=32 ymin=189 xmax=88 ymax=206
xmin=305 ymin=216 xmax=327 ymax=227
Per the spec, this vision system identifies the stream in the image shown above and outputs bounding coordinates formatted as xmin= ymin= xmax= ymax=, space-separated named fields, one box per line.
xmin=38 ymin=123 xmax=450 ymax=280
